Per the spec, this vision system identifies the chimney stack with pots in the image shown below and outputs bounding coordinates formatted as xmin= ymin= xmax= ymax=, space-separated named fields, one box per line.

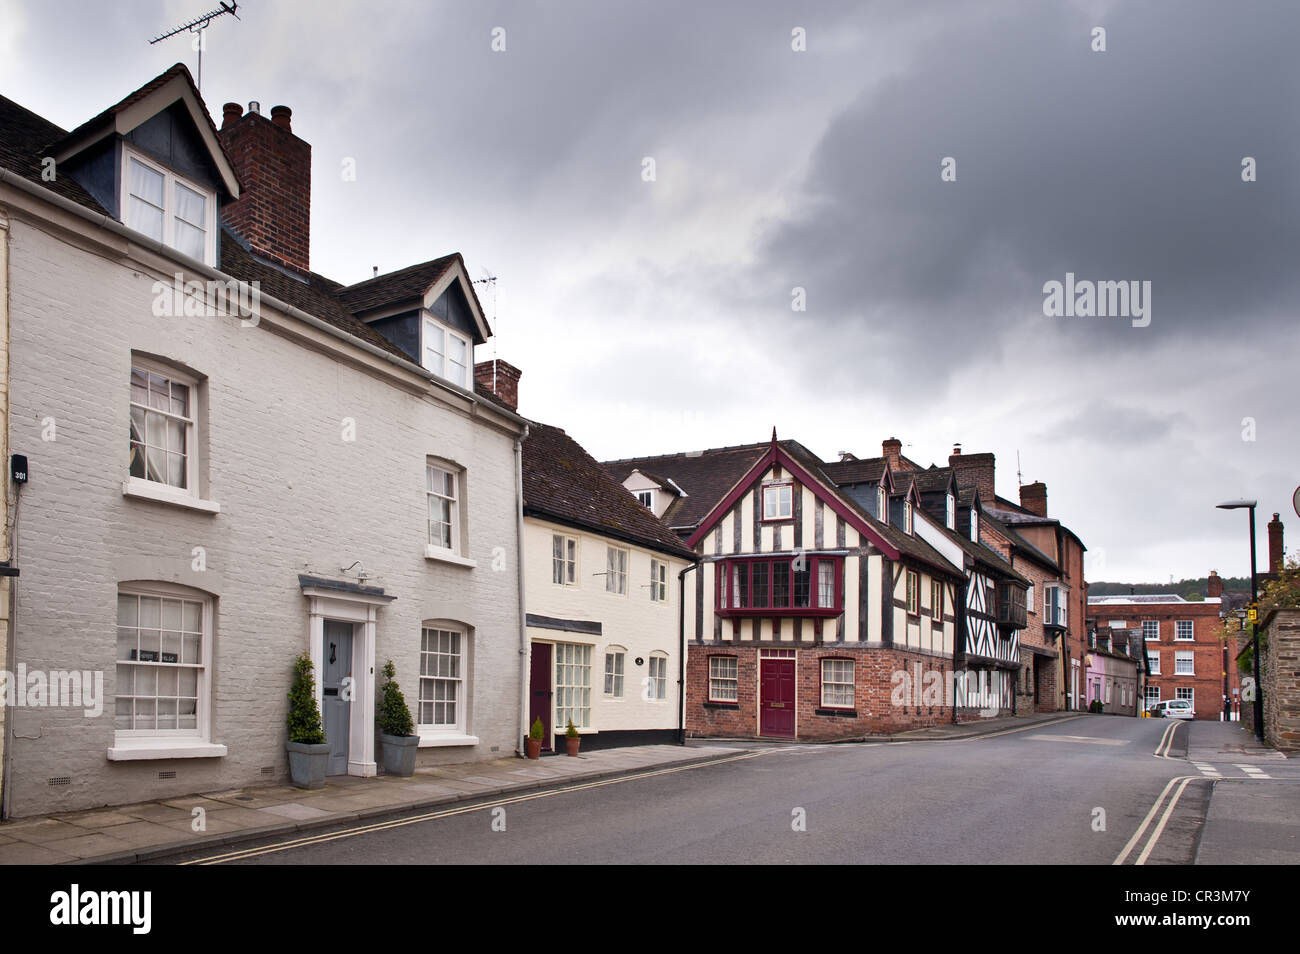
xmin=217 ymin=101 xmax=311 ymax=275
xmin=949 ymin=449 xmax=996 ymax=505
xmin=1269 ymin=512 xmax=1285 ymax=575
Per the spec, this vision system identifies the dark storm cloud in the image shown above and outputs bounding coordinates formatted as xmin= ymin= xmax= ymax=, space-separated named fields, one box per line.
xmin=747 ymin=0 xmax=1300 ymax=386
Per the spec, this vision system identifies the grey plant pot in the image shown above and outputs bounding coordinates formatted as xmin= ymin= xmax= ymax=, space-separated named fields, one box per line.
xmin=380 ymin=733 xmax=419 ymax=777
xmin=286 ymin=741 xmax=331 ymax=789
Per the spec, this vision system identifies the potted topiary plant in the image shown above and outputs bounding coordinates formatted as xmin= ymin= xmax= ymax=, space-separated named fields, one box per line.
xmin=286 ymin=653 xmax=330 ymax=789
xmin=525 ymin=716 xmax=544 ymax=759
xmin=378 ymin=659 xmax=419 ymax=777
xmin=565 ymin=718 xmax=581 ymax=756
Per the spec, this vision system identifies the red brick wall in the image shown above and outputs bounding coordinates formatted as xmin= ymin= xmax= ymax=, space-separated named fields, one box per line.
xmin=685 ymin=645 xmax=963 ymax=740
xmin=1091 ymin=600 xmax=1238 ymax=719
xmin=218 ymin=106 xmax=311 ymax=274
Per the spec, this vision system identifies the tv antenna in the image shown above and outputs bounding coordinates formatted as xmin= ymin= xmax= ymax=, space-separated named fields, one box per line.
xmin=1016 ymin=450 xmax=1023 ymax=487
xmin=149 ymin=2 xmax=241 ymax=92
xmin=473 ymin=267 xmax=499 ymax=362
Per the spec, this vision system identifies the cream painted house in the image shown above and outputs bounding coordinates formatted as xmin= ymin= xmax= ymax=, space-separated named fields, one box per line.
xmin=472 ymin=403 xmax=696 ymax=752
xmin=0 ymin=65 xmax=528 ymax=817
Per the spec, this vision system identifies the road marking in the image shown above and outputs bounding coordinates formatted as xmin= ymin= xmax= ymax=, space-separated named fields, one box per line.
xmin=1234 ymin=764 xmax=1270 ymax=779
xmin=1135 ymin=776 xmax=1198 ymax=865
xmin=180 ymin=751 xmax=763 ymax=865
xmin=1027 ymin=734 xmax=1129 ymax=745
xmin=1153 ymin=721 xmax=1183 ymax=759
xmin=953 ymin=715 xmax=1088 ymax=741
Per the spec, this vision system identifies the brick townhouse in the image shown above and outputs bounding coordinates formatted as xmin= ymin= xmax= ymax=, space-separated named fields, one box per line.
xmin=1088 ymin=591 xmax=1235 ymax=719
xmin=0 ymin=65 xmax=528 ymax=816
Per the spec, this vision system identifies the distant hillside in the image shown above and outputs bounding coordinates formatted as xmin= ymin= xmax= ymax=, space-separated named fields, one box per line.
xmin=1087 ymin=576 xmax=1249 ymax=601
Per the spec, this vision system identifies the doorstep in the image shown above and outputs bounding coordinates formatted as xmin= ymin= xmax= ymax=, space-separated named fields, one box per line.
xmin=0 ymin=743 xmax=744 ymax=865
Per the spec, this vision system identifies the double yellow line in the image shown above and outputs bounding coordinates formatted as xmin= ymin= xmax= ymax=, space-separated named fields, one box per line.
xmin=1153 ymin=719 xmax=1183 ymax=758
xmin=1113 ymin=774 xmax=1202 ymax=865
xmin=180 ymin=751 xmax=761 ymax=865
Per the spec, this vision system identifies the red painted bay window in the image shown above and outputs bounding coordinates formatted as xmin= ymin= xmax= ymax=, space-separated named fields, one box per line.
xmin=715 ymin=555 xmax=844 ymax=617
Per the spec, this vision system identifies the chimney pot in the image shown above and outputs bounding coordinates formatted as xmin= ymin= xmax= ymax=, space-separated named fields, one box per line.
xmin=248 ymin=100 xmax=261 ymax=115
xmin=270 ymin=105 xmax=292 ymax=130
xmin=952 ymin=443 xmax=962 ymax=456
xmin=221 ymin=102 xmax=242 ymax=129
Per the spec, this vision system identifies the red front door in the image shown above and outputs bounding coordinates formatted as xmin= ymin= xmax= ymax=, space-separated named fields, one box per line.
xmin=529 ymin=643 xmax=553 ymax=750
xmin=759 ymin=659 xmax=796 ymax=738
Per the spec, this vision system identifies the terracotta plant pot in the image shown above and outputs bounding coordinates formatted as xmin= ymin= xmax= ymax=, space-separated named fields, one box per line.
xmin=525 ymin=737 xmax=542 ymax=759
xmin=565 ymin=736 xmax=581 ymax=757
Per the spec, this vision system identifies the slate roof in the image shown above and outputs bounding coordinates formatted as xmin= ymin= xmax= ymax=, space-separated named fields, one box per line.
xmin=980 ymin=509 xmax=1060 ymax=572
xmin=523 ymin=423 xmax=696 ymax=560
xmin=820 ymin=457 xmax=888 ymax=486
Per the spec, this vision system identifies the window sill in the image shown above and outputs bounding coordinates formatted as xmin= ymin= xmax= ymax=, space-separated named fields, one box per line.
xmin=107 ymin=740 xmax=227 ymax=761
xmin=123 ymin=478 xmax=220 ymax=514
xmin=417 ymin=732 xmax=479 ymax=748
xmin=703 ymin=701 xmax=740 ymax=710
xmin=424 ymin=545 xmax=477 ymax=569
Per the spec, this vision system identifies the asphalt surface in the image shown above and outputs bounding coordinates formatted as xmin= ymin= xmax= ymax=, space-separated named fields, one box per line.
xmin=161 ymin=716 xmax=1300 ymax=866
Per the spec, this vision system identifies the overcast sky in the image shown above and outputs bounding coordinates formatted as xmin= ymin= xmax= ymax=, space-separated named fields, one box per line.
xmin=3 ymin=0 xmax=1296 ymax=583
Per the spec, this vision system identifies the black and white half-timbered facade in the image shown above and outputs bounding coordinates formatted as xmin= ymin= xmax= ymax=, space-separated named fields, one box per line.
xmin=662 ymin=435 xmax=967 ymax=741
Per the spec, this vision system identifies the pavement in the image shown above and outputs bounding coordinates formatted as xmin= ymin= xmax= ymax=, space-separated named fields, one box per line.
xmin=0 ymin=743 xmax=744 ymax=865
xmin=1184 ymin=720 xmax=1300 ymax=865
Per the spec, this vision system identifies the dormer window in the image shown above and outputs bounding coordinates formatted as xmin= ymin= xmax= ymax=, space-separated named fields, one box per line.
xmin=970 ymin=507 xmax=979 ymax=542
xmin=946 ymin=493 xmax=955 ymax=530
xmin=904 ymin=499 xmax=914 ymax=535
xmin=637 ymin=489 xmax=655 ymax=510
xmin=877 ymin=485 xmax=887 ymax=518
xmin=122 ymin=147 xmax=216 ymax=266
xmin=422 ymin=316 xmax=472 ymax=390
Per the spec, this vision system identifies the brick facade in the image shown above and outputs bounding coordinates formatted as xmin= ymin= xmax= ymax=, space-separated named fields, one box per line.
xmin=218 ymin=103 xmax=311 ymax=274
xmin=686 ymin=644 xmax=963 ymax=740
xmin=1089 ymin=597 xmax=1236 ymax=719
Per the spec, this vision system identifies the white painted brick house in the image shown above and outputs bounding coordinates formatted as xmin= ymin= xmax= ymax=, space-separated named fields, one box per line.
xmin=0 ymin=65 xmax=528 ymax=817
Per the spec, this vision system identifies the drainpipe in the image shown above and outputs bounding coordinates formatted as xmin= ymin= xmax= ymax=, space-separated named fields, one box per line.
xmin=677 ymin=562 xmax=698 ymax=745
xmin=513 ymin=426 xmax=530 ymax=756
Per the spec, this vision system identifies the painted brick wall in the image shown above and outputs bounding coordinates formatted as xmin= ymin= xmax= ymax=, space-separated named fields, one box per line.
xmin=3 ymin=218 xmax=524 ymax=816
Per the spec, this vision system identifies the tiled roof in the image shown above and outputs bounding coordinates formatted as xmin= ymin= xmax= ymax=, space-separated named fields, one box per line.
xmin=0 ymin=93 xmax=107 ymax=212
xmin=906 ymin=468 xmax=955 ymax=494
xmin=220 ymin=236 xmax=411 ymax=361
xmin=603 ymin=443 xmax=770 ymax=532
xmin=523 ymin=423 xmax=696 ymax=560
xmin=336 ymin=254 xmax=459 ymax=314
xmin=780 ymin=441 xmax=962 ymax=579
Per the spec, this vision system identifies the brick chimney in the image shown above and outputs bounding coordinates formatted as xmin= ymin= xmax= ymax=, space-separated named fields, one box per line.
xmin=882 ymin=437 xmax=902 ymax=471
xmin=949 ymin=449 xmax=995 ymax=505
xmin=474 ymin=359 xmax=522 ymax=411
xmin=218 ymin=101 xmax=310 ymax=274
xmin=1019 ymin=481 xmax=1048 ymax=517
xmin=1206 ymin=570 xmax=1224 ymax=599
xmin=1268 ymin=512 xmax=1285 ymax=574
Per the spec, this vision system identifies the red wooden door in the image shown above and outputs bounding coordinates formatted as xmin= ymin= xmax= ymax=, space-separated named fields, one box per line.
xmin=759 ymin=659 xmax=796 ymax=738
xmin=529 ymin=643 xmax=553 ymax=750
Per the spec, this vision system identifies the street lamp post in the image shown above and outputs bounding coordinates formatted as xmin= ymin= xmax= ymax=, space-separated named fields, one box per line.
xmin=1217 ymin=499 xmax=1262 ymax=740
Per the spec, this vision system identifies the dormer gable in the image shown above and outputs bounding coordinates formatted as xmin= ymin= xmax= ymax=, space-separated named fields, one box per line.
xmin=50 ymin=64 xmax=239 ymax=268
xmin=338 ymin=253 xmax=493 ymax=392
